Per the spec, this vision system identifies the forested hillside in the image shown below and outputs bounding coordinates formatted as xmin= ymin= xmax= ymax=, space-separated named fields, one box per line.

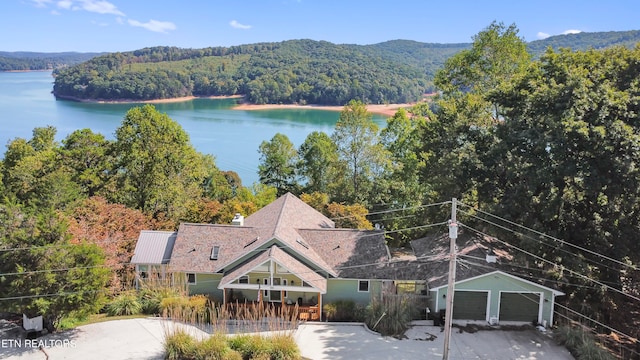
xmin=52 ymin=40 xmax=430 ymax=105
xmin=528 ymin=29 xmax=640 ymax=55
xmin=51 ymin=30 xmax=640 ymax=104
xmin=0 ymin=51 xmax=102 ymax=71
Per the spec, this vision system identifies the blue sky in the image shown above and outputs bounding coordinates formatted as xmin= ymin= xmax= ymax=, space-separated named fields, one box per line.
xmin=3 ymin=0 xmax=639 ymax=52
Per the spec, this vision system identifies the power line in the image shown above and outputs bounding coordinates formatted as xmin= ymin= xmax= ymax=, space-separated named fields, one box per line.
xmin=460 ymin=223 xmax=640 ymax=302
xmin=457 ymin=201 xmax=638 ymax=271
xmin=458 ymin=208 xmax=626 ymax=276
xmin=330 ymin=200 xmax=451 ymax=220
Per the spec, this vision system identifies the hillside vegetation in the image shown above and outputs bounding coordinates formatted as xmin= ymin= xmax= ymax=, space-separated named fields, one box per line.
xmin=51 ymin=30 xmax=640 ymax=104
xmin=0 ymin=51 xmax=102 ymax=71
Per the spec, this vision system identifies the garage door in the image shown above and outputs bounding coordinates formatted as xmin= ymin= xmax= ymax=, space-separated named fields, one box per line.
xmin=500 ymin=293 xmax=540 ymax=322
xmin=452 ymin=291 xmax=487 ymax=320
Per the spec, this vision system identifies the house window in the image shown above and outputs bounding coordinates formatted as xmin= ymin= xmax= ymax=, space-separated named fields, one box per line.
xmin=358 ymin=280 xmax=370 ymax=292
xmin=210 ymin=246 xmax=220 ymax=260
xmin=187 ymin=273 xmax=196 ymax=285
xmin=239 ymin=275 xmax=249 ymax=284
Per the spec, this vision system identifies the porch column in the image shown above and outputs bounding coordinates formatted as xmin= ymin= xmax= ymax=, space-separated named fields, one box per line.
xmin=318 ymin=292 xmax=322 ymax=321
xmin=223 ymin=288 xmax=226 ymax=306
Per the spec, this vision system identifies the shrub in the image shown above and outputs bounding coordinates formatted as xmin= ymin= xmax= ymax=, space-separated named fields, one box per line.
xmin=229 ymin=334 xmax=271 ymax=359
xmin=106 ymin=292 xmax=142 ymax=316
xmin=555 ymin=326 xmax=615 ymax=360
xmin=195 ymin=333 xmax=242 ymax=360
xmin=164 ymin=329 xmax=196 ymax=360
xmin=160 ymin=296 xmax=190 ymax=315
xmin=138 ymin=286 xmax=182 ymax=315
xmin=323 ymin=300 xmax=364 ymax=322
xmin=269 ymin=334 xmax=301 ymax=360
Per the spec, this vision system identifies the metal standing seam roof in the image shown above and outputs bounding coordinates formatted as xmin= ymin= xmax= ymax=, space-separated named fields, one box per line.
xmin=131 ymin=230 xmax=177 ymax=265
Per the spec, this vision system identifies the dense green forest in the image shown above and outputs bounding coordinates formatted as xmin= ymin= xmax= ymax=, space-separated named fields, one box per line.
xmin=2 ymin=23 xmax=640 ymax=357
xmin=0 ymin=51 xmax=102 ymax=71
xmin=52 ymin=29 xmax=640 ymax=105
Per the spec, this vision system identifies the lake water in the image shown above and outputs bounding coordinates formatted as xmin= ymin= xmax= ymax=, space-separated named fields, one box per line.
xmin=0 ymin=71 xmax=387 ymax=184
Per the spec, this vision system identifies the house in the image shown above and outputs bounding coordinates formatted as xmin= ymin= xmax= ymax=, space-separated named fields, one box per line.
xmin=130 ymin=230 xmax=177 ymax=288
xmin=131 ymin=193 xmax=397 ymax=320
xmin=410 ymin=232 xmax=564 ymax=326
xmin=130 ymin=193 xmax=564 ymax=326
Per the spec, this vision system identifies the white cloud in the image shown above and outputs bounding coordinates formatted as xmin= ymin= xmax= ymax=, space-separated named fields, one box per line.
xmin=230 ymin=20 xmax=252 ymax=30
xmin=31 ymin=0 xmax=53 ymax=8
xmin=116 ymin=16 xmax=124 ymax=24
xmin=56 ymin=0 xmax=72 ymax=9
xmin=51 ymin=9 xmax=61 ymax=15
xmin=537 ymin=32 xmax=550 ymax=40
xmin=563 ymin=29 xmax=582 ymax=35
xmin=77 ymin=0 xmax=125 ymax=16
xmin=128 ymin=19 xmax=177 ymax=33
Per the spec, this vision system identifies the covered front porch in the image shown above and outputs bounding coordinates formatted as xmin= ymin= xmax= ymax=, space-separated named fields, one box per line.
xmin=218 ymin=245 xmax=327 ymax=321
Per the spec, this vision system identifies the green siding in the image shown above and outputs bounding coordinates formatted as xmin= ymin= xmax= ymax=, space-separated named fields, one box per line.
xmin=324 ymin=279 xmax=381 ymax=305
xmin=187 ymin=273 xmax=223 ymax=302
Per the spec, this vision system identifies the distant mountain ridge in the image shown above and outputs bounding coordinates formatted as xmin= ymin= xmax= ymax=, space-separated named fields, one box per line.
xmin=0 ymin=52 xmax=103 ymax=71
xmin=43 ymin=29 xmax=640 ymax=105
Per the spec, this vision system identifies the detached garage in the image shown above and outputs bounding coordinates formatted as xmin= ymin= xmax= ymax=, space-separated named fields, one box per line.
xmin=431 ymin=271 xmax=564 ymax=326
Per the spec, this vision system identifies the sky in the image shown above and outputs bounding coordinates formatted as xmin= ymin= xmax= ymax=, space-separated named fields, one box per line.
xmin=2 ymin=0 xmax=639 ymax=53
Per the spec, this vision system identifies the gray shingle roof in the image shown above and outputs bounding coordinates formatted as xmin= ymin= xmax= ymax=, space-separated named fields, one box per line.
xmin=163 ymin=193 xmax=391 ymax=281
xmin=298 ymin=228 xmax=389 ymax=279
xmin=131 ymin=230 xmax=177 ymax=265
xmin=410 ymin=230 xmax=512 ymax=287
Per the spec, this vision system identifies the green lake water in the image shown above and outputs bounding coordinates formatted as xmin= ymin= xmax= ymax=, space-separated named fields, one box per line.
xmin=0 ymin=71 xmax=387 ymax=184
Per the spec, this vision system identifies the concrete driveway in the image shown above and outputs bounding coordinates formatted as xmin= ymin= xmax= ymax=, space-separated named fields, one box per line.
xmin=1 ymin=318 xmax=573 ymax=360
xmin=295 ymin=322 xmax=573 ymax=360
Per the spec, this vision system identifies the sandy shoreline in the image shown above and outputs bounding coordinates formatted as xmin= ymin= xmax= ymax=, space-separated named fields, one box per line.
xmin=233 ymin=102 xmax=413 ymax=116
xmin=55 ymin=93 xmax=415 ymax=116
xmin=56 ymin=94 xmax=244 ymax=104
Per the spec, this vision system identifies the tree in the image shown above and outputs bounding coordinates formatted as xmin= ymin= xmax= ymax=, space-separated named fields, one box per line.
xmin=66 ymin=197 xmax=157 ymax=292
xmin=487 ymin=46 xmax=640 ymax=312
xmin=434 ymin=21 xmax=530 ymax=122
xmin=297 ymin=131 xmax=338 ymax=194
xmin=258 ymin=133 xmax=299 ymax=196
xmin=376 ymin=108 xmax=429 ymax=245
xmin=113 ymin=105 xmax=206 ymax=224
xmin=60 ymin=129 xmax=113 ymax=197
xmin=300 ymin=192 xmax=372 ymax=229
xmin=331 ymin=100 xmax=388 ymax=204
xmin=419 ymin=23 xmax=529 ymax=208
xmin=2 ymin=127 xmax=83 ymax=209
xmin=0 ymin=204 xmax=109 ymax=330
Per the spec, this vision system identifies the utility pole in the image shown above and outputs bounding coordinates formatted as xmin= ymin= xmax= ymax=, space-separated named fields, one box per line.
xmin=442 ymin=198 xmax=458 ymax=360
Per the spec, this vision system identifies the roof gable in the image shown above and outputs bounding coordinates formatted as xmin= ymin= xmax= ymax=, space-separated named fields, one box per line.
xmin=431 ymin=270 xmax=565 ymax=296
xmin=219 ymin=245 xmax=327 ymax=293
